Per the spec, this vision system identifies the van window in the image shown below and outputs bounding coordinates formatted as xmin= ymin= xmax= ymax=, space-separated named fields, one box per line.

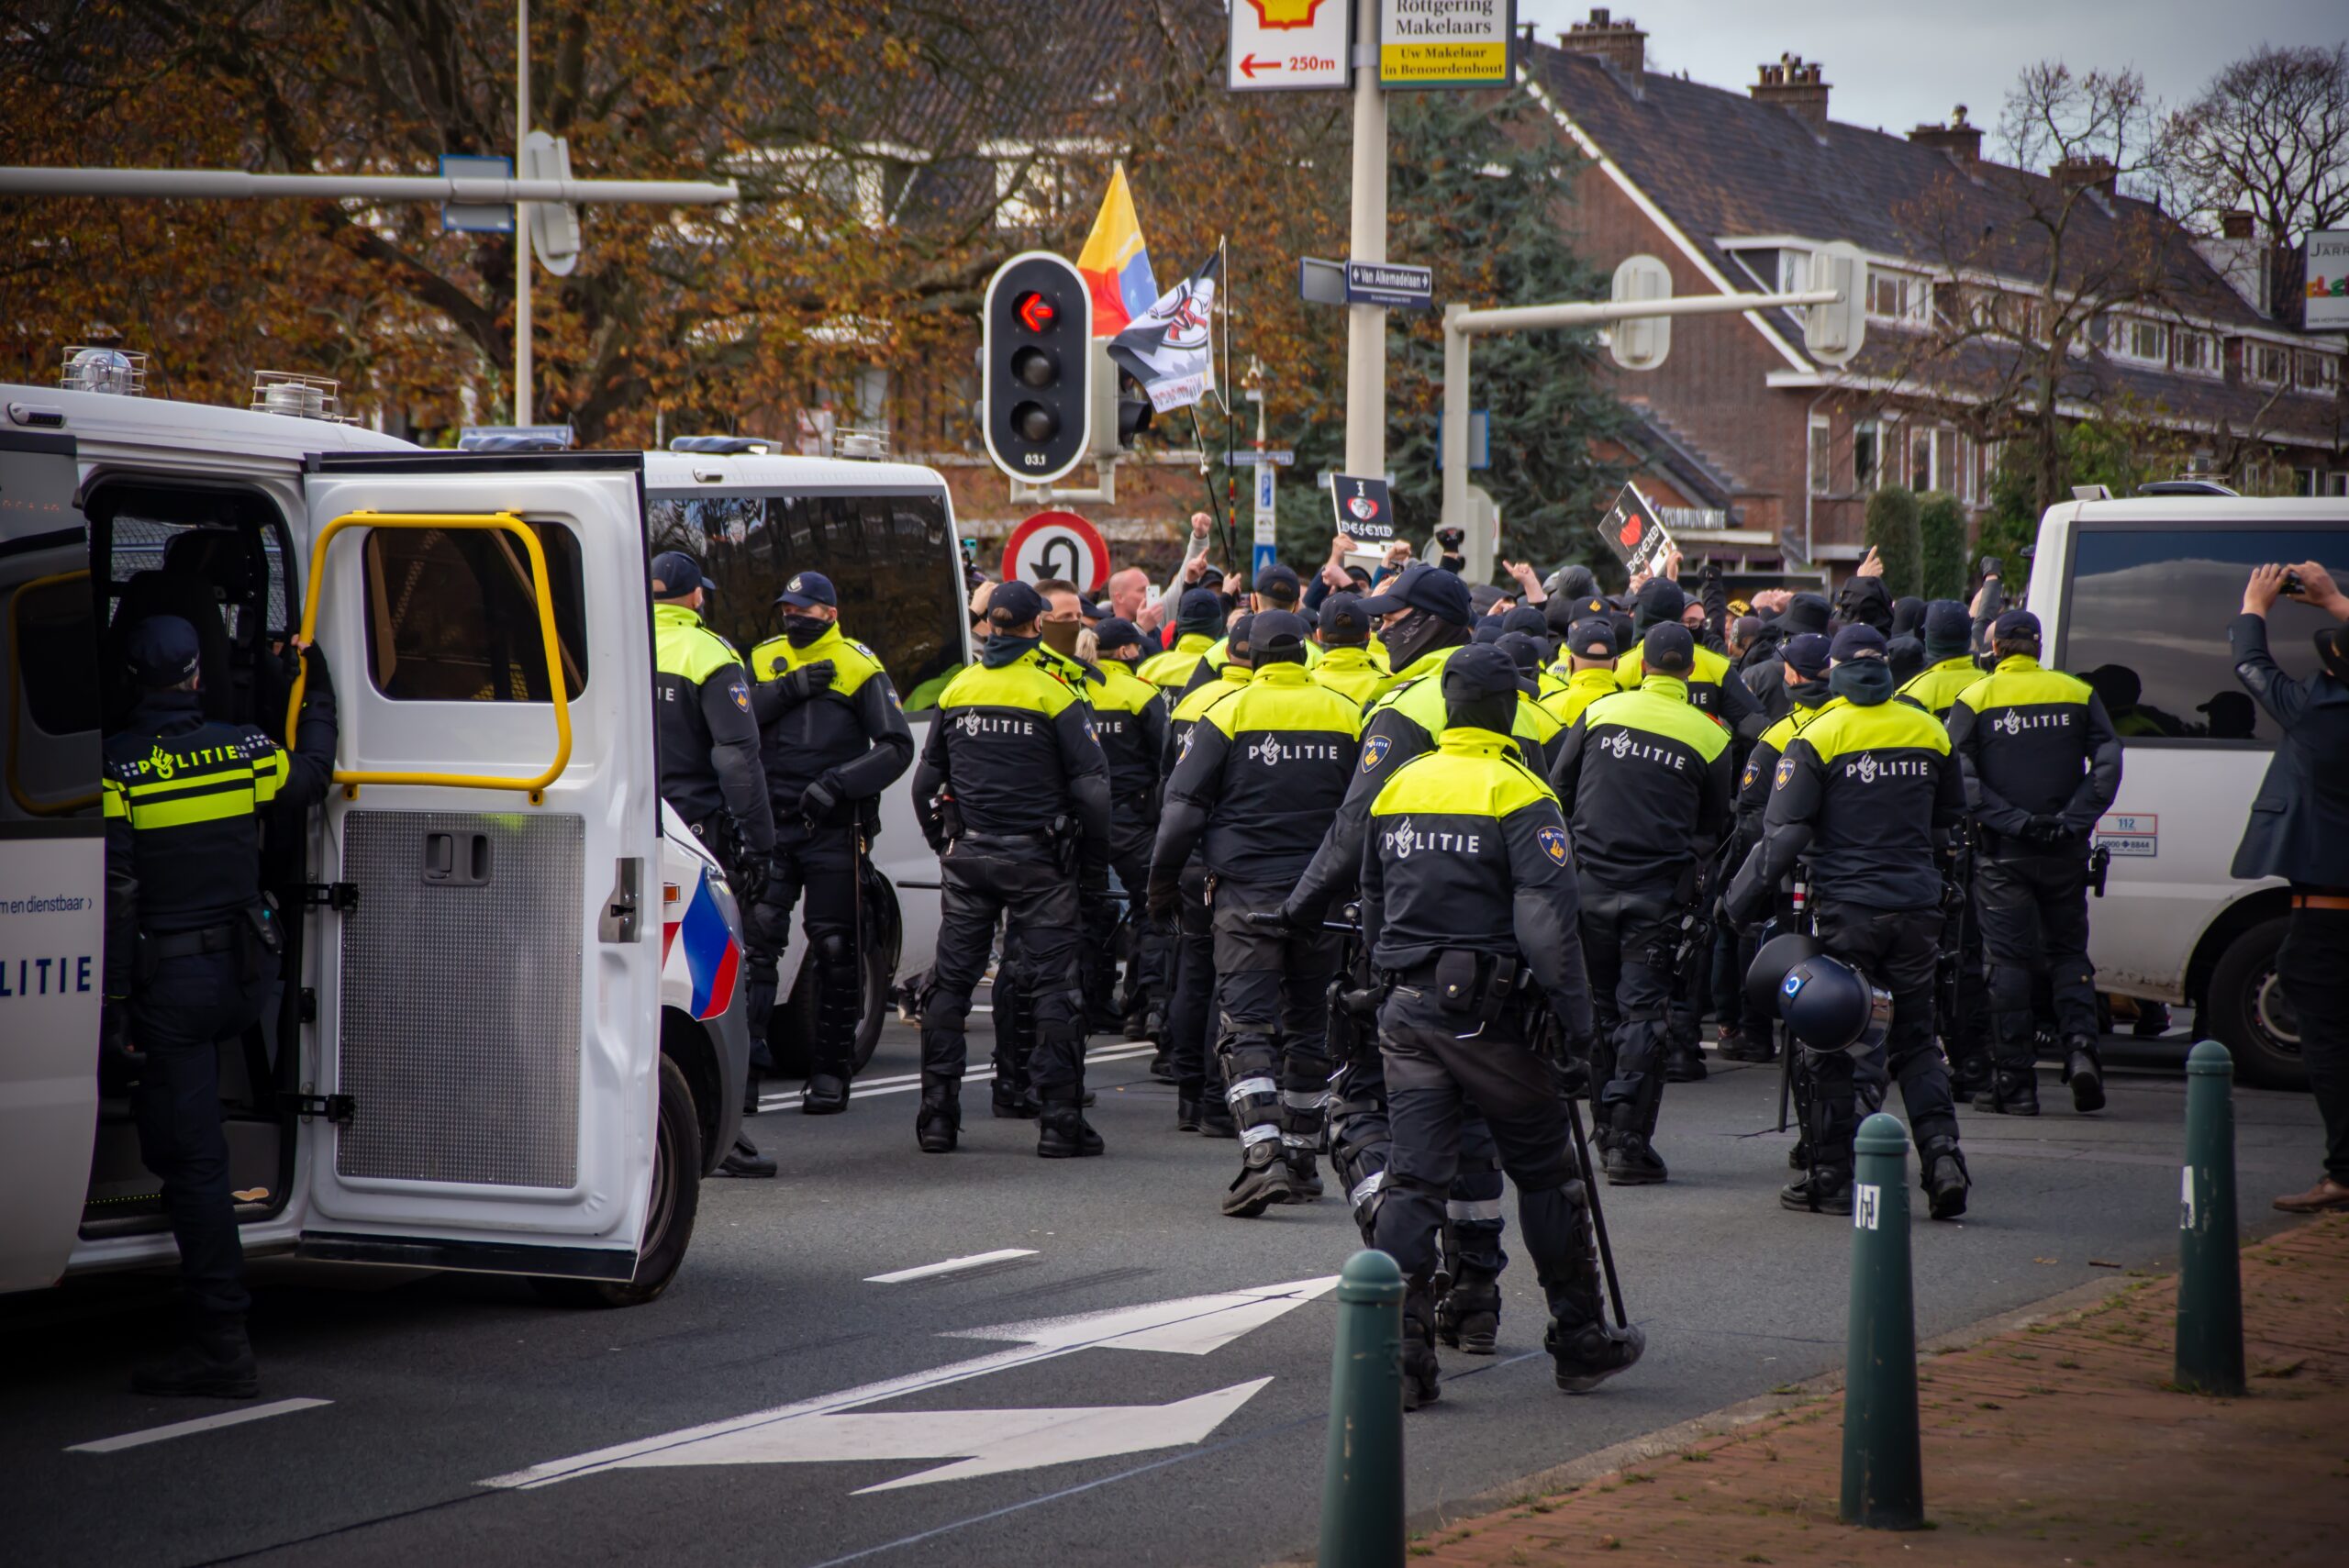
xmin=361 ymin=524 xmax=589 ymax=702
xmin=2060 ymin=524 xmax=2349 ymax=743
xmin=645 ymin=489 xmax=963 ymax=702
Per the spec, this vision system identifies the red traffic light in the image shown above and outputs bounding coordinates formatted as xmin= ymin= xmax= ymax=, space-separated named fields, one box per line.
xmin=1013 ymin=290 xmax=1058 ymax=334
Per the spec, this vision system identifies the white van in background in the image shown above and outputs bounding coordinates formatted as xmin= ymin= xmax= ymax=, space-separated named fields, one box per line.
xmin=640 ymin=444 xmax=971 ymax=1077
xmin=2025 ymin=490 xmax=2349 ymax=1087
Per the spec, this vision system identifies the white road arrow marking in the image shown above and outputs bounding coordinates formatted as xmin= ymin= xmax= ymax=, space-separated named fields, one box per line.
xmin=482 ymin=1274 xmax=1338 ymax=1491
xmin=607 ymin=1378 xmax=1274 ymax=1493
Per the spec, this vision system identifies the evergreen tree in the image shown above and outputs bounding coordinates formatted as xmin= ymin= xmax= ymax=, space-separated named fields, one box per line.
xmin=1269 ymin=86 xmax=1630 ymax=578
xmin=1917 ymin=490 xmax=1967 ymax=599
xmin=1864 ymin=485 xmax=1924 ymax=598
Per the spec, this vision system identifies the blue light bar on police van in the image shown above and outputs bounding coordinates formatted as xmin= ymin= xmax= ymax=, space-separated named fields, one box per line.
xmin=460 ymin=425 xmax=575 ymax=452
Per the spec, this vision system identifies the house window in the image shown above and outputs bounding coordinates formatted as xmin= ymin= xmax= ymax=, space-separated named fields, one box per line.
xmin=2114 ymin=317 xmax=2168 ymax=366
xmin=1853 ymin=420 xmax=1882 ymax=492
xmin=2174 ymin=328 xmax=2220 ymax=376
xmin=1867 ymin=270 xmax=1931 ymax=325
xmin=2299 ymin=351 xmax=2341 ymax=393
xmin=995 ymin=153 xmax=1074 ymax=230
xmin=1809 ymin=416 xmax=1831 ymax=495
xmin=1778 ymin=249 xmax=1812 ymax=295
xmin=2247 ymin=342 xmax=2292 ymax=385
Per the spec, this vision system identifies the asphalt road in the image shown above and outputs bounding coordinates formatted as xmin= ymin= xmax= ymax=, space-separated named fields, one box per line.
xmin=5 ymin=1023 xmax=2322 ymax=1568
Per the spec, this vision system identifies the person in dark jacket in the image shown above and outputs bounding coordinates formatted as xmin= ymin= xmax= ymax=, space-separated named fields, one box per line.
xmin=1945 ymin=610 xmax=2123 ymax=1117
xmin=1085 ymin=617 xmax=1173 ymax=1042
xmin=2233 ymin=563 xmax=2349 ymax=1213
xmin=743 ymin=571 xmax=915 ymax=1115
xmin=1741 ymin=592 xmax=1832 ymax=720
xmin=103 ymin=616 xmax=336 ymax=1397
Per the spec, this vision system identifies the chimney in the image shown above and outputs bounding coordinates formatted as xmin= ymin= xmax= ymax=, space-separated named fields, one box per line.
xmin=1750 ymin=53 xmax=1830 ymax=133
xmin=2221 ymin=208 xmax=2255 ymax=239
xmin=2052 ymin=153 xmax=2119 ymax=197
xmin=1907 ymin=104 xmax=1981 ymax=164
xmin=1561 ymin=7 xmax=1646 ymax=87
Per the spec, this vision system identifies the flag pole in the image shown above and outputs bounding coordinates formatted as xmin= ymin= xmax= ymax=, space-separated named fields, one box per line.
xmin=1220 ymin=234 xmax=1238 ymax=578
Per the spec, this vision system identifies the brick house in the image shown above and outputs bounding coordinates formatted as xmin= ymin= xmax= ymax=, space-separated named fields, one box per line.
xmin=1524 ymin=10 xmax=2348 ymax=580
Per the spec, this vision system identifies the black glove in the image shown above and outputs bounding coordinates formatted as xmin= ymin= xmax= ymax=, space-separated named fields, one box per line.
xmin=1722 ymin=877 xmax=1767 ymax=933
xmin=770 ymin=662 xmax=836 ymax=709
xmin=2023 ymin=814 xmax=2068 ymax=848
xmin=1549 ymin=1049 xmax=1591 ymax=1098
xmin=730 ymin=851 xmax=770 ymax=913
xmin=1244 ymin=900 xmax=1299 ymax=933
xmin=99 ymin=1000 xmax=144 ymax=1095
xmin=299 ymin=640 xmax=334 ymax=706
xmin=800 ymin=775 xmax=841 ymax=826
xmin=1147 ymin=875 xmax=1182 ymax=924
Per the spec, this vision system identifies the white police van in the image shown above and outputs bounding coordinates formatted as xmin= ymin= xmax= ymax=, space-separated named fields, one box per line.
xmin=640 ymin=443 xmax=965 ymax=1076
xmin=0 ymin=374 xmax=749 ymax=1306
xmin=2025 ymin=488 xmax=2349 ymax=1087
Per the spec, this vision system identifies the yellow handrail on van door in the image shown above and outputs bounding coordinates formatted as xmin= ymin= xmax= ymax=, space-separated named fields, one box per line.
xmin=6 ymin=569 xmax=101 ymax=817
xmin=284 ymin=511 xmax=573 ymax=804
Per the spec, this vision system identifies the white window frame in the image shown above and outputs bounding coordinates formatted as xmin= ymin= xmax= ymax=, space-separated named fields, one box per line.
xmin=1866 ymin=269 xmax=1932 ymax=327
xmin=2113 ymin=317 xmax=2168 ymax=367
xmin=2246 ymin=340 xmax=2292 ymax=386
xmin=1808 ymin=414 xmax=1831 ymax=496
xmin=1852 ymin=417 xmax=1883 ymax=493
xmin=2298 ymin=351 xmax=2341 ymax=393
xmin=2174 ymin=328 xmax=2221 ymax=378
xmin=1778 ymin=248 xmax=1812 ymax=296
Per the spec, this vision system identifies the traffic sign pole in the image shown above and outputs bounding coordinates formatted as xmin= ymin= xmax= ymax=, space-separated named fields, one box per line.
xmin=1346 ymin=0 xmax=1387 ymax=482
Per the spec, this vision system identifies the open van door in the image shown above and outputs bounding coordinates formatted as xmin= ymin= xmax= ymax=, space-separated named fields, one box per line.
xmin=0 ymin=429 xmax=104 ymax=1292
xmin=291 ymin=456 xmax=660 ymax=1282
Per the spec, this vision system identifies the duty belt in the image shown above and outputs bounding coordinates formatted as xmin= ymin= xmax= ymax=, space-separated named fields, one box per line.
xmin=140 ymin=922 xmax=240 ymax=961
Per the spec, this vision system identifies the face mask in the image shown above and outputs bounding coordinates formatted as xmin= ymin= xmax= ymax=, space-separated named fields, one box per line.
xmin=1383 ymin=609 xmax=1463 ymax=672
xmin=782 ymin=614 xmax=831 ymax=648
xmin=1040 ymin=618 xmax=1081 ymax=655
xmin=1828 ymin=659 xmax=1895 ymax=706
xmin=981 ymin=632 xmax=1041 ymax=669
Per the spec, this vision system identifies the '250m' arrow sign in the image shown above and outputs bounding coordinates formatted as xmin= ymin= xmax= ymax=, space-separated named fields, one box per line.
xmin=1228 ymin=1 xmax=1349 ymax=93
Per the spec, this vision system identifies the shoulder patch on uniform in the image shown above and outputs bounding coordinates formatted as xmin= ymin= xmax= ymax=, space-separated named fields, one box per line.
xmin=1773 ymin=754 xmax=1796 ymax=790
xmin=1538 ymin=825 xmax=1571 ymax=866
xmin=729 ymin=678 xmax=751 ymax=713
xmin=1741 ymin=762 xmax=1758 ymax=790
xmin=1360 ymin=733 xmax=1391 ymax=773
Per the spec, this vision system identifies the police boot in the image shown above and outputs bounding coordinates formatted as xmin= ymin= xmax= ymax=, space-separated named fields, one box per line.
xmin=1920 ymin=1134 xmax=1971 ymax=1221
xmin=1787 ymin=1137 xmax=1810 ymax=1171
xmin=1602 ymin=1080 xmax=1668 ymax=1185
xmin=1175 ymin=1093 xmax=1202 ymax=1132
xmin=1283 ymin=1148 xmax=1325 ymax=1202
xmin=1280 ymin=1104 xmax=1326 ymax=1201
xmin=1435 ymin=1269 xmax=1501 ymax=1355
xmin=2064 ymin=1036 xmax=2106 ymax=1115
xmin=1716 ymin=1025 xmax=1774 ymax=1063
xmin=1038 ymin=1099 xmax=1106 ymax=1159
xmin=1197 ymin=1095 xmax=1239 ymax=1139
xmin=1780 ymin=1162 xmax=1854 ymax=1214
xmin=1976 ymin=1064 xmax=2040 ymax=1117
xmin=1149 ymin=1042 xmax=1177 ymax=1082
xmin=1220 ymin=1141 xmax=1294 ymax=1216
xmin=1950 ymin=1050 xmax=1994 ymax=1102
xmin=916 ymin=1076 xmax=962 ymax=1154
xmin=1547 ymin=1318 xmax=1645 ymax=1394
xmin=990 ymin=1072 xmax=1041 ymax=1119
xmin=133 ymin=1318 xmax=259 ymax=1400
xmin=1401 ymin=1295 xmax=1442 ymax=1412
xmin=1663 ymin=1036 xmax=1709 ymax=1082
xmin=719 ymin=1135 xmax=776 ymax=1178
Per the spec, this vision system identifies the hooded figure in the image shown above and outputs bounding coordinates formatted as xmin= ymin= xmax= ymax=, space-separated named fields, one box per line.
xmin=1835 ymin=575 xmax=1894 ymax=635
xmin=1741 ymin=592 xmax=1834 ymax=721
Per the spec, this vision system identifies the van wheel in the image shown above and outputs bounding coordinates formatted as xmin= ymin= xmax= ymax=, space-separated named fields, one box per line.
xmin=531 ymin=1055 xmax=704 ymax=1308
xmin=2204 ymin=917 xmax=2307 ymax=1091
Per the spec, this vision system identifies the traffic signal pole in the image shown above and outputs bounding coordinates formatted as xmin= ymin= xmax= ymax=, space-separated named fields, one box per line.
xmin=1344 ymin=0 xmax=1388 ymax=480
xmin=1439 ymin=286 xmax=1841 ymax=581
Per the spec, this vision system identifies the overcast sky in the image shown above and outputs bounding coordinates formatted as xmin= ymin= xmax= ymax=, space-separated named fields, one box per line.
xmin=1519 ymin=0 xmax=2346 ymax=149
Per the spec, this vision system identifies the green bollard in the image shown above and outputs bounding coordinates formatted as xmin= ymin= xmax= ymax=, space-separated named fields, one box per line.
xmin=1842 ymin=1110 xmax=1925 ymax=1529
xmin=1320 ymin=1248 xmax=1404 ymax=1568
xmin=2175 ymin=1039 xmax=2246 ymax=1396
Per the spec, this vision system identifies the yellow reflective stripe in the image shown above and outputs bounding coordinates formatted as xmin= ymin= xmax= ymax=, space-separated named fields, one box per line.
xmin=654 ymin=606 xmax=743 ymax=684
xmin=748 ymin=631 xmax=884 ymax=694
xmin=1801 ymin=700 xmax=1951 ymax=762
xmin=1204 ymin=671 xmax=1363 ymax=738
xmin=1954 ymin=659 xmax=2091 ymax=712
xmin=938 ymin=659 xmax=1079 ymax=717
xmin=1583 ymin=684 xmax=1730 ymax=760
xmin=1371 ymin=744 xmax=1554 ymax=818
xmin=1171 ymin=669 xmax=1252 ymax=724
xmin=250 ymin=747 xmax=290 ymax=804
xmin=103 ymin=778 xmax=128 ymax=818
xmin=127 ymin=782 xmax=262 ymax=829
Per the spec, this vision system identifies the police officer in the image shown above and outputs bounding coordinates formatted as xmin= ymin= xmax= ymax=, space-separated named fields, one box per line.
xmin=1138 ymin=587 xmax=1226 ymax=695
xmin=1361 ymin=645 xmax=1644 ymax=1408
xmin=1718 ymin=632 xmax=1836 ymax=1066
xmin=103 ymin=616 xmax=336 ymax=1396
xmin=1727 ymin=626 xmax=1971 ymax=1219
xmin=1085 ymin=617 xmax=1172 ymax=1042
xmin=1151 ymin=611 xmax=1361 ymax=1215
xmin=1550 ymin=623 xmax=1733 ymax=1184
xmin=910 ymin=580 xmax=1112 ymax=1157
xmin=1159 ymin=623 xmax=1256 ymax=1133
xmin=1897 ymin=599 xmax=1996 ymax=1097
xmin=651 ymin=551 xmax=777 ymax=1176
xmin=1615 ymin=578 xmax=1767 ymax=741
xmin=1945 ymin=609 xmax=2123 ymax=1117
xmin=1311 ymin=593 xmax=1390 ymax=707
xmin=743 ymin=571 xmax=914 ymax=1115
xmin=1538 ymin=615 xmax=1622 ymax=730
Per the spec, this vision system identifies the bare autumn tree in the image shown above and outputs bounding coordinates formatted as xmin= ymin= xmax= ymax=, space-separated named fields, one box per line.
xmin=2165 ymin=43 xmax=2349 ymax=323
xmin=1888 ymin=63 xmax=2223 ymax=515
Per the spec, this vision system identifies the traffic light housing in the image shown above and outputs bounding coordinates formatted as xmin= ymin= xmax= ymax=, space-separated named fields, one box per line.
xmin=1088 ymin=340 xmax=1153 ymax=459
xmin=983 ymin=251 xmax=1092 ymax=484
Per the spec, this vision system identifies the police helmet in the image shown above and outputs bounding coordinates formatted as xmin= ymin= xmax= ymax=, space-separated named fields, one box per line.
xmin=1743 ymin=930 xmax=1823 ymax=1020
xmin=1777 ymin=954 xmax=1892 ymax=1058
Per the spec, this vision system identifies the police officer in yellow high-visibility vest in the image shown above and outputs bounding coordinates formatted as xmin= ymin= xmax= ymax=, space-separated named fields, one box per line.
xmin=743 ymin=570 xmax=913 ymax=1116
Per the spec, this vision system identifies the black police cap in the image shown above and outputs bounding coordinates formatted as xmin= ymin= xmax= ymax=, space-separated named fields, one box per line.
xmin=1440 ymin=643 xmax=1520 ymax=703
xmin=127 ymin=615 xmax=202 ymax=688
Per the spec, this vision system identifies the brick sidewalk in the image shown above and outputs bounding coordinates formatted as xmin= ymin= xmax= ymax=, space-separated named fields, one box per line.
xmin=1404 ymin=1215 xmax=2349 ymax=1567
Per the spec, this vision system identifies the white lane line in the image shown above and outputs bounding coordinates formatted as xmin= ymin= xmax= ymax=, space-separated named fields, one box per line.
xmin=864 ymin=1248 xmax=1040 ymax=1284
xmin=67 ymin=1397 xmax=330 ymax=1454
xmin=757 ymin=1043 xmax=1159 ymax=1113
